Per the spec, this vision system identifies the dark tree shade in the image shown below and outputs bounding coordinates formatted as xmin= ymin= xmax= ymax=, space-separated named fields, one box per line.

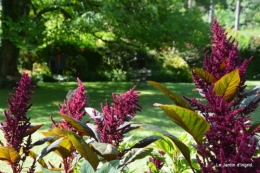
xmin=1 ymin=0 xmax=31 ymax=77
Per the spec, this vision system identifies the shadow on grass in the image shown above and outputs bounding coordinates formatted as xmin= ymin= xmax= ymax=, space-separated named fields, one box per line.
xmin=0 ymin=82 xmax=197 ymax=131
xmin=1 ymin=81 xmax=259 ymax=136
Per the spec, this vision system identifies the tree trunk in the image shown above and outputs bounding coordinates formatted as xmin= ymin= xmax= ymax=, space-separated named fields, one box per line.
xmin=0 ymin=0 xmax=31 ymax=77
xmin=209 ymin=0 xmax=214 ymax=24
xmin=235 ymin=0 xmax=241 ymax=30
xmin=188 ymin=0 xmax=193 ymax=9
xmin=1 ymin=40 xmax=20 ymax=76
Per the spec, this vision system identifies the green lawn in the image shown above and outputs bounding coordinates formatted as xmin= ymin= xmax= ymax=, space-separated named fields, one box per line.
xmin=0 ymin=81 xmax=260 ymax=172
xmin=0 ymin=81 xmax=199 ymax=134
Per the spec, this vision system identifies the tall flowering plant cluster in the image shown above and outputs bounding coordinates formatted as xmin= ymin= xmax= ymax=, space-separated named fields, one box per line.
xmin=56 ymin=78 xmax=87 ymax=132
xmin=2 ymin=73 xmax=34 ymax=150
xmin=47 ymin=78 xmax=88 ymax=173
xmin=184 ymin=19 xmax=260 ymax=172
xmin=40 ymin=80 xmax=151 ymax=172
xmin=93 ymin=86 xmax=142 ymax=148
xmin=148 ymin=19 xmax=260 ymax=173
xmin=0 ymin=73 xmax=38 ymax=173
xmin=0 ymin=73 xmax=157 ymax=172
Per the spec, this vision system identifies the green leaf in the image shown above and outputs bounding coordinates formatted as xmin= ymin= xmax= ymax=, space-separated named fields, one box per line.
xmin=39 ymin=129 xmax=73 ymax=159
xmin=36 ymin=138 xmax=65 ymax=160
xmin=85 ymin=107 xmax=103 ymax=119
xmin=121 ymin=147 xmax=153 ymax=166
xmin=80 ymin=160 xmax=95 ymax=173
xmin=147 ymin=162 xmax=157 ymax=173
xmin=53 ymin=138 xmax=73 ymax=158
xmin=33 ymin=136 xmax=57 ymax=146
xmin=147 ymin=81 xmax=193 ymax=110
xmin=159 ymin=105 xmax=210 ymax=144
xmin=86 ymin=123 xmax=100 ymax=141
xmin=242 ymin=85 xmax=260 ymax=97
xmin=193 ymin=68 xmax=217 ymax=84
xmin=117 ymin=122 xmax=131 ymax=131
xmin=0 ymin=146 xmax=20 ymax=164
xmin=120 ymin=123 xmax=141 ymax=133
xmin=152 ymin=133 xmax=176 ymax=159
xmin=213 ymin=68 xmax=240 ymax=102
xmin=96 ymin=160 xmax=120 ymax=173
xmin=91 ymin=142 xmax=118 ymax=161
xmin=23 ymin=124 xmax=44 ymax=137
xmin=27 ymin=150 xmax=48 ymax=168
xmin=141 ymin=124 xmax=196 ymax=172
xmin=41 ymin=167 xmax=62 ymax=173
xmin=129 ymin=136 xmax=162 ymax=150
xmin=66 ymin=132 xmax=99 ymax=170
xmin=248 ymin=121 xmax=260 ymax=133
xmin=59 ymin=114 xmax=99 ymax=141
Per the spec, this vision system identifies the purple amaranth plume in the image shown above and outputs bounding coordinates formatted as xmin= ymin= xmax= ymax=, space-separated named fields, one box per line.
xmin=194 ymin=19 xmax=252 ymax=100
xmin=0 ymin=73 xmax=36 ymax=172
xmin=203 ymin=19 xmax=252 ymax=83
xmin=184 ymin=19 xmax=260 ymax=172
xmin=1 ymin=73 xmax=34 ymax=151
xmin=49 ymin=78 xmax=87 ymax=173
xmin=94 ymin=86 xmax=141 ymax=147
xmin=57 ymin=78 xmax=87 ymax=131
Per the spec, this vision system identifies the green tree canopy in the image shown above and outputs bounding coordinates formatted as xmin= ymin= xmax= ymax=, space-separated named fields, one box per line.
xmin=0 ymin=0 xmax=210 ymax=77
xmin=214 ymin=0 xmax=260 ymax=29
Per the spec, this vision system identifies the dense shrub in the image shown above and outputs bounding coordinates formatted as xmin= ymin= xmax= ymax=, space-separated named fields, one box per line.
xmin=240 ymin=37 xmax=260 ymax=80
xmin=147 ymin=70 xmax=192 ymax=83
xmin=78 ymin=71 xmax=108 ymax=82
xmin=145 ymin=48 xmax=193 ymax=82
xmin=36 ymin=42 xmax=105 ymax=80
xmin=163 ymin=55 xmax=192 ymax=82
xmin=104 ymin=69 xmax=127 ymax=81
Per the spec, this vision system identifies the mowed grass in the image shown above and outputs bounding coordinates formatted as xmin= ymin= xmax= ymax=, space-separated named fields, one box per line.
xmin=0 ymin=82 xmax=199 ymax=135
xmin=0 ymin=81 xmax=259 ymax=172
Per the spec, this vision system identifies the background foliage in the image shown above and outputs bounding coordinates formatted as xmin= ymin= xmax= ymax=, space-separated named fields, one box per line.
xmin=0 ymin=0 xmax=259 ymax=85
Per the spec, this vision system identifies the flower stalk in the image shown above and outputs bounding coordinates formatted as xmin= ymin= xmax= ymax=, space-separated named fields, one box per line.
xmin=185 ymin=19 xmax=260 ymax=172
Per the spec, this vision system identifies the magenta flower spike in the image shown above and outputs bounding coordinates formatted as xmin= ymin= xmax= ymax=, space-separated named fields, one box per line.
xmin=1 ymin=73 xmax=34 ymax=151
xmin=94 ymin=86 xmax=141 ymax=147
xmin=184 ymin=19 xmax=260 ymax=172
xmin=58 ymin=78 xmax=87 ymax=131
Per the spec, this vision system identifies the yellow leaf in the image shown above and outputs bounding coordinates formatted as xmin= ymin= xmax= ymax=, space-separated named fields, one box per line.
xmin=147 ymin=81 xmax=193 ymax=110
xmin=54 ymin=138 xmax=73 ymax=158
xmin=213 ymin=68 xmax=240 ymax=102
xmin=36 ymin=167 xmax=64 ymax=173
xmin=193 ymin=68 xmax=217 ymax=84
xmin=27 ymin=150 xmax=48 ymax=168
xmin=41 ymin=127 xmax=64 ymax=138
xmin=66 ymin=132 xmax=99 ymax=169
xmin=219 ymin=58 xmax=227 ymax=71
xmin=0 ymin=146 xmax=20 ymax=164
xmin=160 ymin=105 xmax=210 ymax=145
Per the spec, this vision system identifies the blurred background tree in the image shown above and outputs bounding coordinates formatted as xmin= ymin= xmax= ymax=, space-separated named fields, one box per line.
xmin=0 ymin=0 xmax=259 ymax=84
